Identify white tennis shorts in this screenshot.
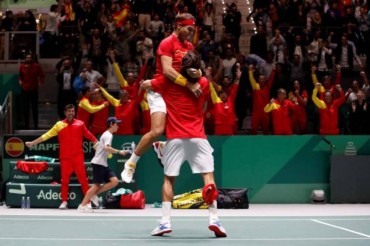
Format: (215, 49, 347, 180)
(147, 90, 166, 115)
(162, 138, 215, 176)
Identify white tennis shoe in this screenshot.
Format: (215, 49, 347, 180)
(151, 222, 172, 236)
(208, 219, 227, 237)
(121, 161, 136, 183)
(77, 204, 93, 213)
(90, 195, 99, 207)
(58, 201, 68, 210)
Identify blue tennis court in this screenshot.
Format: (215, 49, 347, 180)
(1, 204, 370, 246)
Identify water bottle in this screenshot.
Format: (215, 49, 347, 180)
(21, 196, 26, 209)
(131, 141, 136, 154)
(344, 142, 357, 156)
(98, 197, 103, 209)
(26, 197, 31, 209)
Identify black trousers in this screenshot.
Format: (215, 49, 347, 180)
(21, 89, 38, 129)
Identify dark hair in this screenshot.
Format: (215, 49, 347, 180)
(180, 51, 201, 83)
(64, 104, 75, 112)
(175, 13, 195, 24)
(50, 4, 58, 12)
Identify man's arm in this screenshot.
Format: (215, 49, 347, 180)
(161, 55, 202, 97)
(97, 85, 120, 107)
(312, 84, 326, 109)
(79, 98, 108, 113)
(25, 122, 63, 148)
(25, 136, 45, 148)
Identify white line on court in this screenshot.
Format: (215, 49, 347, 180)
(1, 217, 370, 221)
(312, 219, 370, 238)
(0, 237, 369, 241)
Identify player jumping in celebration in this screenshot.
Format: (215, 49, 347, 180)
(121, 13, 202, 183)
(141, 50, 227, 237)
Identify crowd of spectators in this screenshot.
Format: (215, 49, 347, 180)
(3, 0, 370, 135)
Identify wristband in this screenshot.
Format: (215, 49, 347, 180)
(174, 74, 187, 86)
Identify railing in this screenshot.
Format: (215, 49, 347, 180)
(0, 91, 13, 136)
(0, 31, 40, 61)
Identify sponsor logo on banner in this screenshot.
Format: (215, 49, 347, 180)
(37, 189, 76, 200)
(5, 137, 25, 157)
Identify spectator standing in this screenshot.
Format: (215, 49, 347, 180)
(250, 25, 268, 60)
(312, 83, 345, 135)
(264, 88, 295, 135)
(18, 53, 45, 129)
(202, 2, 216, 39)
(133, 0, 153, 32)
(149, 13, 165, 52)
(25, 104, 99, 209)
(348, 89, 370, 134)
(97, 85, 144, 135)
(289, 80, 308, 134)
(208, 64, 241, 135)
(56, 56, 78, 119)
(76, 88, 109, 129)
(90, 89, 110, 135)
(43, 4, 62, 58)
(135, 30, 154, 66)
(248, 64, 276, 135)
(222, 3, 241, 52)
(80, 60, 105, 90)
(0, 10, 15, 31)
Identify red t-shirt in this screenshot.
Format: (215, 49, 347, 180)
(91, 99, 109, 135)
(155, 34, 194, 75)
(270, 99, 295, 135)
(151, 76, 209, 139)
(213, 84, 239, 135)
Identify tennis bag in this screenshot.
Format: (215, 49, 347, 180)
(172, 188, 208, 209)
(16, 161, 48, 174)
(120, 190, 146, 209)
(103, 192, 121, 209)
(217, 188, 249, 209)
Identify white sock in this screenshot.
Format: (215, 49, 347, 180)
(160, 202, 172, 224)
(208, 200, 219, 221)
(128, 153, 140, 164)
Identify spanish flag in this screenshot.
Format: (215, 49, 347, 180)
(113, 4, 130, 29)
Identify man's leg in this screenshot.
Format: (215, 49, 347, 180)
(73, 157, 90, 195)
(151, 175, 175, 236)
(94, 176, 119, 196)
(59, 159, 74, 209)
(122, 111, 166, 183)
(78, 184, 100, 211)
(22, 90, 30, 129)
(202, 172, 227, 237)
(30, 89, 39, 129)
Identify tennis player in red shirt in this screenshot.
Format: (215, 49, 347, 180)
(141, 51, 227, 238)
(121, 13, 202, 183)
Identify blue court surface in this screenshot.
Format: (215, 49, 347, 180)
(0, 204, 370, 246)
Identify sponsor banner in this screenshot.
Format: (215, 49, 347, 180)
(2, 135, 96, 159)
(6, 182, 138, 208)
(6, 183, 84, 208)
(9, 162, 93, 184)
